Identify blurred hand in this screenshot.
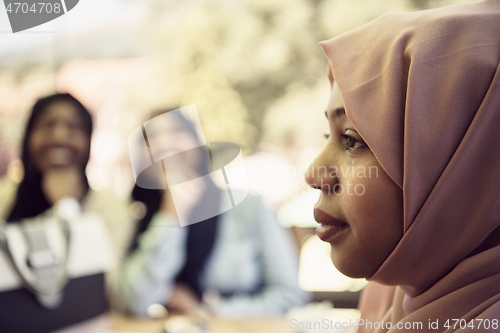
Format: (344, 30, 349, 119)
(42, 166, 84, 204)
(166, 283, 201, 315)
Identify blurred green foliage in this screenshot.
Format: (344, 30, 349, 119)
(138, 0, 473, 153)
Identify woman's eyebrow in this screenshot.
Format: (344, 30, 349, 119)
(325, 107, 346, 120)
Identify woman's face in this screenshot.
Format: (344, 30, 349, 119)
(305, 82, 404, 278)
(145, 115, 200, 165)
(142, 114, 203, 185)
(28, 101, 90, 173)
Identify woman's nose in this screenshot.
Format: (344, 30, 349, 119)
(50, 123, 71, 143)
(305, 147, 338, 194)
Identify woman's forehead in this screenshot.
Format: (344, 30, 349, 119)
(36, 101, 82, 123)
(328, 82, 344, 111)
(326, 82, 347, 122)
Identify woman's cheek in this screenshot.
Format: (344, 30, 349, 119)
(342, 170, 387, 237)
(28, 133, 45, 170)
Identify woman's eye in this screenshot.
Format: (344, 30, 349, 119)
(341, 134, 367, 151)
(41, 121, 55, 132)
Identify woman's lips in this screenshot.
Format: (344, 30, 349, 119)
(314, 208, 349, 242)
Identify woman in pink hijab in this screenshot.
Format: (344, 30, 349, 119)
(306, 0, 500, 332)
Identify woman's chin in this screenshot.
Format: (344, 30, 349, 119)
(330, 250, 375, 279)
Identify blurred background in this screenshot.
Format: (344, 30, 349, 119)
(0, 0, 473, 308)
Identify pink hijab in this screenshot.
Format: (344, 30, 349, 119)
(321, 0, 500, 332)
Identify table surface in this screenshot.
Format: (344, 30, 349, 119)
(111, 314, 292, 333)
(110, 308, 361, 333)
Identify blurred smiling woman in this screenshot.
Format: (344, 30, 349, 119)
(307, 1, 500, 332)
(0, 93, 132, 333)
(8, 94, 92, 219)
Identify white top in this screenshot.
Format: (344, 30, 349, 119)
(0, 177, 135, 332)
(118, 192, 309, 318)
